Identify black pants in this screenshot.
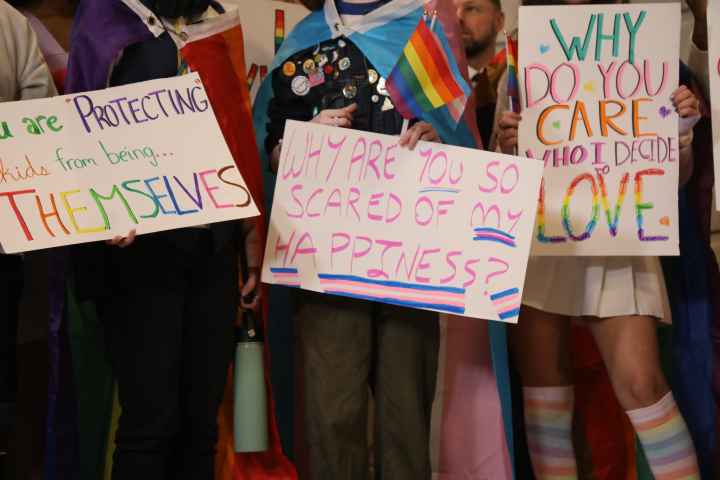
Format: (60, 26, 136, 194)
(96, 230, 237, 480)
(0, 254, 22, 403)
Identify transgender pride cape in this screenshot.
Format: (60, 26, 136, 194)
(64, 2, 295, 479)
(253, 0, 514, 478)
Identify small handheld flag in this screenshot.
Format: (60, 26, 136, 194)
(386, 14, 468, 124)
(505, 31, 520, 114)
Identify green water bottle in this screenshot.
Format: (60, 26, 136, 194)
(233, 310, 268, 453)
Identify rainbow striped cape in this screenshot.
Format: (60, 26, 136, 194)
(386, 17, 469, 123)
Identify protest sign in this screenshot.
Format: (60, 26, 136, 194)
(709, 0, 720, 210)
(518, 3, 680, 255)
(0, 73, 259, 253)
(229, 0, 309, 103)
(261, 120, 544, 322)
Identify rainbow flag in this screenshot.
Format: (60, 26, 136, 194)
(386, 18, 468, 123)
(506, 32, 520, 113)
(274, 9, 285, 53)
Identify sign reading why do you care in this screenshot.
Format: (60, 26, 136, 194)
(0, 73, 259, 253)
(262, 120, 545, 323)
(518, 3, 680, 255)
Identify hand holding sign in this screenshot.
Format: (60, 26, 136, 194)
(518, 3, 682, 256)
(0, 74, 259, 253)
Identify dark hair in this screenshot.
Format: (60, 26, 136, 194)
(300, 0, 324, 10)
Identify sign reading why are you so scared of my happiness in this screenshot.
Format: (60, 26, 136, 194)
(518, 3, 680, 255)
(0, 73, 259, 254)
(262, 120, 545, 323)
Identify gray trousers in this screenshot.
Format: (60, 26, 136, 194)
(296, 291, 439, 480)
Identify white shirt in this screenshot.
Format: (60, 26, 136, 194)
(0, 0, 57, 103)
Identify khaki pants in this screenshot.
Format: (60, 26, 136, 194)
(296, 291, 439, 480)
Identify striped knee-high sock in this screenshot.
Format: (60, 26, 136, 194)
(627, 392, 700, 480)
(523, 386, 578, 480)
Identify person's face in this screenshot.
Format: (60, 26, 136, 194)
(455, 0, 505, 58)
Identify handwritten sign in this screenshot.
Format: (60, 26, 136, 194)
(518, 3, 680, 255)
(0, 73, 259, 253)
(231, 0, 309, 102)
(709, 0, 720, 211)
(261, 120, 544, 322)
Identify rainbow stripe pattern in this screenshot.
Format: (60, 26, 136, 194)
(474, 227, 516, 248)
(270, 267, 301, 287)
(524, 386, 578, 480)
(506, 33, 520, 113)
(627, 392, 700, 480)
(274, 9, 285, 53)
(561, 173, 598, 241)
(318, 274, 465, 314)
(386, 18, 468, 123)
(489, 288, 521, 320)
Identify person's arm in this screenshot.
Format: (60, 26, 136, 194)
(10, 7, 56, 100)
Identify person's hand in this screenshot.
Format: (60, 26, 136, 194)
(240, 268, 260, 311)
(497, 111, 521, 154)
(398, 121, 441, 150)
(106, 229, 136, 248)
(311, 103, 357, 127)
(672, 86, 700, 119)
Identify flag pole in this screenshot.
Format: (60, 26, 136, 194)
(504, 30, 518, 155)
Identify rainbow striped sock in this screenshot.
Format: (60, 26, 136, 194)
(523, 386, 578, 480)
(627, 392, 700, 480)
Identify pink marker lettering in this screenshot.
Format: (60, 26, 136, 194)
(199, 169, 232, 209)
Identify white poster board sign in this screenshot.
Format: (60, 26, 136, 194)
(229, 0, 309, 102)
(518, 3, 680, 255)
(261, 120, 544, 322)
(709, 0, 720, 210)
(0, 73, 259, 253)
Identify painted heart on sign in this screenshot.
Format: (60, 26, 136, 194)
(660, 216, 670, 226)
(583, 82, 594, 92)
(659, 106, 672, 118)
(552, 121, 561, 129)
(539, 44, 550, 54)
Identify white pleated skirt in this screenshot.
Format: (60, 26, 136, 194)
(522, 256, 671, 323)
